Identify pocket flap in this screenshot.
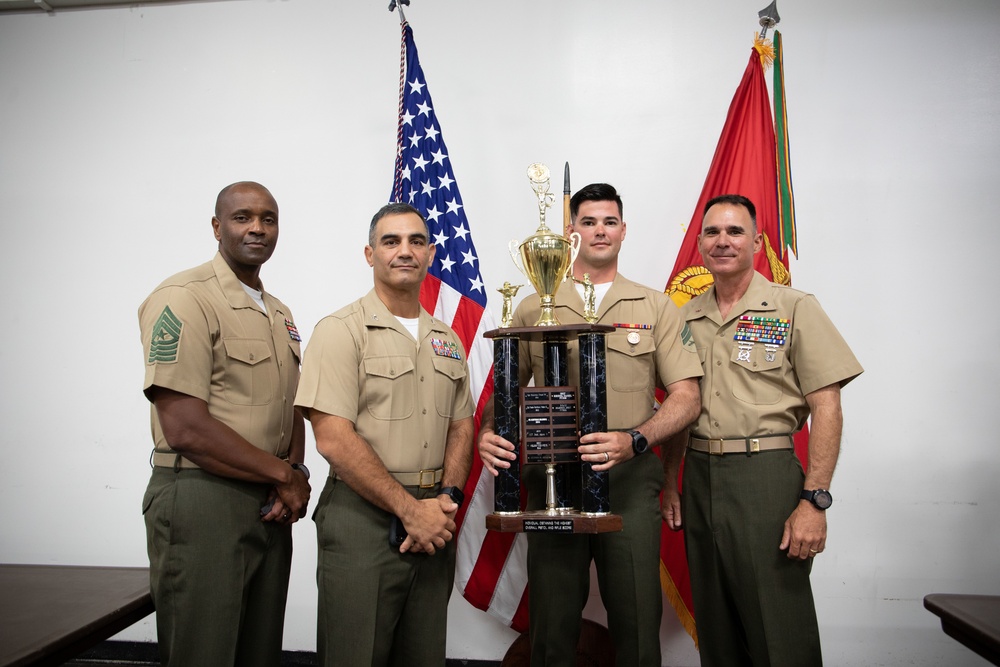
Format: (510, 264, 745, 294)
(730, 344, 785, 372)
(223, 338, 273, 366)
(432, 355, 468, 381)
(363, 356, 415, 379)
(607, 332, 655, 357)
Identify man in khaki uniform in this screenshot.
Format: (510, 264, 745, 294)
(664, 194, 863, 666)
(295, 202, 474, 667)
(479, 184, 702, 667)
(138, 181, 311, 667)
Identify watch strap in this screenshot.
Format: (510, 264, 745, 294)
(439, 485, 464, 508)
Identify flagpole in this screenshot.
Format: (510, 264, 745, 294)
(757, 1, 779, 40)
(388, 0, 408, 23)
(563, 162, 571, 236)
(390, 6, 408, 203)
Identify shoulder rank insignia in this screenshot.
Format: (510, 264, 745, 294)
(284, 318, 301, 342)
(149, 305, 182, 363)
(431, 337, 463, 360)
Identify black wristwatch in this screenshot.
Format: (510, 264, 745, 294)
(627, 430, 649, 456)
(438, 485, 465, 508)
(290, 462, 310, 480)
(800, 488, 833, 510)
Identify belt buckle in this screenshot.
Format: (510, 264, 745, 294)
(708, 439, 725, 456)
(418, 469, 437, 489)
(749, 438, 760, 454)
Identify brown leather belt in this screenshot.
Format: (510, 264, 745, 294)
(688, 434, 793, 456)
(332, 468, 443, 488)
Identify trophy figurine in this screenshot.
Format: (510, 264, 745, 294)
(573, 273, 598, 324)
(497, 281, 523, 329)
(509, 163, 581, 326)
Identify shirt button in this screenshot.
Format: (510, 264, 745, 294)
(249, 353, 255, 360)
(718, 331, 725, 337)
(716, 360, 721, 366)
(420, 376, 425, 382)
(715, 391, 720, 397)
(714, 421, 720, 427)
(423, 442, 429, 448)
(422, 408, 427, 415)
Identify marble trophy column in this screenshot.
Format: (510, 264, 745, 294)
(578, 331, 609, 514)
(492, 336, 520, 513)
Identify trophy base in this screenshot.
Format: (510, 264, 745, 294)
(486, 510, 622, 534)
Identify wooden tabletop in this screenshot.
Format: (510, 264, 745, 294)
(0, 564, 154, 667)
(924, 593, 1000, 666)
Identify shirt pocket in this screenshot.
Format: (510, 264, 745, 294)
(607, 330, 655, 393)
(729, 344, 785, 405)
(431, 355, 468, 418)
(222, 338, 274, 406)
(363, 355, 416, 420)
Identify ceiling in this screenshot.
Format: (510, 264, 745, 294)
(0, 0, 217, 13)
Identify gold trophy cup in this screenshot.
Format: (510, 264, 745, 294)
(509, 163, 581, 326)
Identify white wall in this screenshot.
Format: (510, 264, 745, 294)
(1, 0, 998, 664)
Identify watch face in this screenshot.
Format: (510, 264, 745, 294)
(630, 431, 649, 455)
(813, 490, 833, 510)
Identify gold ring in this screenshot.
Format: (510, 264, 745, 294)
(604, 452, 610, 462)
(809, 549, 819, 553)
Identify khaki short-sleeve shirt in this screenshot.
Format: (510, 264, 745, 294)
(511, 274, 703, 430)
(295, 289, 474, 473)
(681, 271, 863, 438)
(138, 253, 303, 463)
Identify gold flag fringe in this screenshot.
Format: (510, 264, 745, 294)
(753, 33, 775, 70)
(660, 561, 699, 647)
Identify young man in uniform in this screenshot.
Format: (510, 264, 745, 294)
(664, 194, 863, 666)
(138, 181, 311, 666)
(295, 202, 475, 666)
(478, 183, 702, 666)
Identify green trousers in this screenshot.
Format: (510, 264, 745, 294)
(682, 448, 821, 666)
(314, 477, 456, 667)
(525, 453, 664, 667)
(143, 467, 292, 667)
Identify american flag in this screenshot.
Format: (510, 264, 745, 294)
(390, 21, 530, 630)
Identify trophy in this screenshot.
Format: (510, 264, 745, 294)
(509, 163, 581, 326)
(484, 163, 620, 534)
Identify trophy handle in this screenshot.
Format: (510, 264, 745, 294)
(565, 231, 582, 282)
(509, 239, 528, 279)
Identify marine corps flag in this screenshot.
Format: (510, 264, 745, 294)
(660, 31, 800, 643)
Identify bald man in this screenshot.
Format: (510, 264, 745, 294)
(138, 182, 310, 666)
